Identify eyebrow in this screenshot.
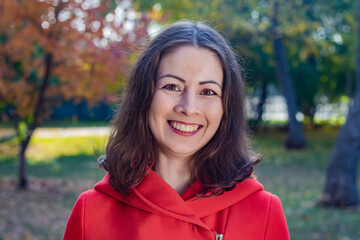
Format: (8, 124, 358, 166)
(158, 74, 185, 83)
(158, 74, 222, 88)
(199, 80, 222, 88)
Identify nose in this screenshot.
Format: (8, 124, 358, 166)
(174, 90, 201, 116)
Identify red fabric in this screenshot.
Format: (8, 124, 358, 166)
(63, 169, 290, 240)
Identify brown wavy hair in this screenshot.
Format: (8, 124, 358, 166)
(99, 20, 260, 197)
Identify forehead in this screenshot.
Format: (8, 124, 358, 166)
(160, 45, 221, 64)
(157, 46, 223, 84)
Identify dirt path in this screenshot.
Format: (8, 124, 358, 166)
(0, 177, 95, 240)
(0, 127, 110, 139)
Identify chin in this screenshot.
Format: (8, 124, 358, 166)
(169, 146, 200, 158)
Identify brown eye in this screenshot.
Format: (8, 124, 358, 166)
(162, 84, 181, 91)
(201, 89, 217, 95)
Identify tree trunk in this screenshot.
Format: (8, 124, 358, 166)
(272, 1, 306, 149)
(17, 53, 53, 189)
(320, 104, 360, 207)
(304, 108, 315, 130)
(320, 0, 360, 207)
(18, 139, 30, 189)
(251, 78, 268, 132)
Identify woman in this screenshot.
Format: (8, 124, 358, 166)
(64, 21, 290, 240)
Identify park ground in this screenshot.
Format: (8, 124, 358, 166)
(0, 123, 359, 240)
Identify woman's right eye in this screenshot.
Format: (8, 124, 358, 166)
(162, 84, 181, 91)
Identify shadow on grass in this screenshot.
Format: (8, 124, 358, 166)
(0, 154, 106, 182)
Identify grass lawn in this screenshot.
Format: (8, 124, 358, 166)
(0, 126, 359, 240)
(253, 130, 360, 240)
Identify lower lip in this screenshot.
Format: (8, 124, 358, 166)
(168, 122, 202, 136)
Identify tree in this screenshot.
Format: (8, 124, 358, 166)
(271, 1, 306, 149)
(0, 0, 149, 188)
(320, 0, 360, 207)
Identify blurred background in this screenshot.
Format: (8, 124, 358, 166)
(1, 0, 360, 239)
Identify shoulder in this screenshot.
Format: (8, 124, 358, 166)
(65, 189, 106, 221)
(66, 188, 116, 224)
(229, 177, 282, 211)
(228, 188, 282, 219)
(75, 188, 118, 211)
(225, 189, 290, 239)
(78, 188, 106, 200)
(246, 190, 287, 226)
(246, 189, 282, 207)
(63, 188, 121, 240)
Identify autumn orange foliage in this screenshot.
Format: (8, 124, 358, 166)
(0, 0, 150, 187)
(0, 0, 149, 122)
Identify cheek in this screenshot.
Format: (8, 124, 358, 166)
(204, 101, 224, 124)
(148, 95, 159, 130)
(149, 92, 163, 115)
(149, 91, 173, 123)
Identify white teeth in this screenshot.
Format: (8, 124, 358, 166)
(170, 121, 199, 133)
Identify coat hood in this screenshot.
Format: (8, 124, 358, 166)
(94, 169, 263, 231)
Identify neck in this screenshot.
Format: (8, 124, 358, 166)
(154, 152, 191, 196)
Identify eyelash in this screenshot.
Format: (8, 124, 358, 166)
(201, 89, 217, 96)
(162, 84, 218, 96)
(162, 84, 181, 91)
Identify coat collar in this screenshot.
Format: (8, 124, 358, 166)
(95, 169, 263, 229)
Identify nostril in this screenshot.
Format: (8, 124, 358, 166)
(174, 103, 201, 116)
(174, 105, 185, 113)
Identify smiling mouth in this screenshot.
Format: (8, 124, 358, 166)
(168, 121, 202, 133)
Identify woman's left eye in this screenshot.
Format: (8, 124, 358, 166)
(201, 89, 217, 95)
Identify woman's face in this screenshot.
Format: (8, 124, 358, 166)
(148, 46, 224, 159)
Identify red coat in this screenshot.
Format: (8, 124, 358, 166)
(64, 169, 290, 239)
